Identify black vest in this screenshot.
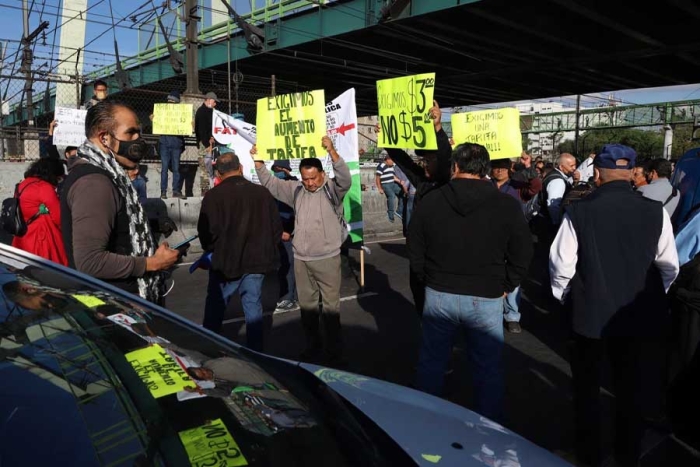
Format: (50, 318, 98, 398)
(61, 164, 138, 293)
(567, 180, 669, 338)
(538, 169, 570, 223)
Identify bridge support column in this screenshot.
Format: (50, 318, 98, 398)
(663, 125, 673, 160)
(56, 0, 87, 108)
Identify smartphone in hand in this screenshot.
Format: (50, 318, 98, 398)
(172, 235, 198, 256)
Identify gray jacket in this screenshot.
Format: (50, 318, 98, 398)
(637, 178, 679, 218)
(256, 158, 351, 261)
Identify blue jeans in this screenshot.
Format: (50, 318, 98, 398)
(278, 240, 297, 302)
(203, 271, 265, 352)
(160, 145, 182, 193)
(381, 182, 403, 221)
(416, 287, 505, 422)
(504, 285, 521, 323)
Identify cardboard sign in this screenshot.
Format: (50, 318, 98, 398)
(376, 73, 437, 150)
(451, 108, 522, 160)
(179, 419, 248, 467)
(53, 107, 87, 147)
(152, 103, 193, 135)
(125, 344, 193, 398)
(256, 90, 326, 160)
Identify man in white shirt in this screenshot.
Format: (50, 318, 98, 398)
(541, 153, 577, 226)
(549, 143, 679, 467)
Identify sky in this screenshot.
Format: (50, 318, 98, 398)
(0, 0, 699, 109)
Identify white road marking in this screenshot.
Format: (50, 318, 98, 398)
(221, 291, 378, 324)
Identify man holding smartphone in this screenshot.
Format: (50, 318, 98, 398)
(197, 148, 282, 352)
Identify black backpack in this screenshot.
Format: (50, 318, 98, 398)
(1, 180, 42, 237)
(562, 181, 596, 210)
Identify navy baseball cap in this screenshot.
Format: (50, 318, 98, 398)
(594, 144, 637, 169)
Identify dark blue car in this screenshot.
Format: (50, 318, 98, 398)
(0, 243, 570, 466)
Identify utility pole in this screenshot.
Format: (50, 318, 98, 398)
(184, 0, 200, 95)
(0, 41, 5, 160)
(20, 1, 49, 126)
(22, 0, 32, 126)
(573, 94, 581, 159)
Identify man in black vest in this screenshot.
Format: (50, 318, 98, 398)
(61, 101, 180, 304)
(539, 152, 577, 230)
(549, 143, 679, 467)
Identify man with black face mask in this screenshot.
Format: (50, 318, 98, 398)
(61, 101, 179, 304)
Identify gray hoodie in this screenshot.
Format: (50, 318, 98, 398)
(256, 158, 351, 261)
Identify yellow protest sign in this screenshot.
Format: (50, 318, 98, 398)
(179, 419, 248, 467)
(71, 294, 106, 308)
(376, 73, 437, 150)
(451, 108, 522, 160)
(125, 345, 192, 398)
(152, 103, 193, 135)
(256, 90, 326, 160)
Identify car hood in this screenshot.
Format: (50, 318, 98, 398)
(304, 364, 570, 467)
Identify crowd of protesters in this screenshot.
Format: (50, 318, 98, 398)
(4, 87, 700, 467)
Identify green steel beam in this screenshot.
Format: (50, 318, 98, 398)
(87, 0, 478, 88)
(518, 100, 700, 134)
(8, 0, 480, 124)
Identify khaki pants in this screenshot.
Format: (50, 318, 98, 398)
(295, 254, 342, 359)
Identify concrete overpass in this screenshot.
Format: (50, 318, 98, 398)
(7, 0, 700, 122)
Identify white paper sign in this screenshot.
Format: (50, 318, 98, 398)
(212, 109, 258, 182)
(53, 107, 87, 147)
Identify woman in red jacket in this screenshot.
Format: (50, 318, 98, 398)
(12, 158, 68, 266)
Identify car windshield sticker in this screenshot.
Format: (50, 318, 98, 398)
(71, 294, 107, 308)
(178, 418, 248, 467)
(125, 344, 193, 398)
(421, 454, 442, 463)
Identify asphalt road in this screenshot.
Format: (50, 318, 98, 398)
(166, 237, 697, 466)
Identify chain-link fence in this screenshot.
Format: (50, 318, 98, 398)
(0, 68, 301, 162)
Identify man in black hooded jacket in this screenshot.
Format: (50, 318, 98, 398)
(381, 101, 453, 316)
(408, 143, 533, 422)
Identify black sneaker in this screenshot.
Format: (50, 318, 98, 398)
(161, 192, 168, 199)
(505, 322, 522, 333)
(173, 191, 186, 200)
(274, 300, 300, 314)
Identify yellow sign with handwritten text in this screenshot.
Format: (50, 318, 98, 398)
(376, 73, 437, 150)
(152, 103, 193, 136)
(71, 294, 106, 308)
(125, 345, 192, 398)
(179, 419, 248, 467)
(256, 90, 326, 160)
(451, 108, 522, 160)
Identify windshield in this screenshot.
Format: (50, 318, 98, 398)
(0, 251, 412, 466)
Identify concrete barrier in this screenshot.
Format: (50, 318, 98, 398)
(0, 162, 404, 251)
(0, 161, 204, 201)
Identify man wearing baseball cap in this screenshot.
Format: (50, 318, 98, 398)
(195, 91, 219, 189)
(549, 143, 679, 467)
